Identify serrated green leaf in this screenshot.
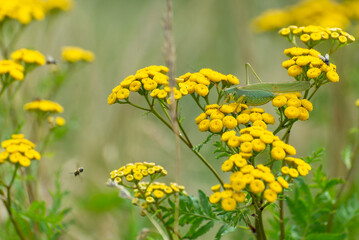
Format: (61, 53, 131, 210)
(215, 224, 236, 240)
(336, 194, 359, 227)
(295, 178, 313, 205)
(198, 190, 212, 216)
(306, 232, 347, 240)
(184, 218, 204, 238)
(324, 178, 344, 192)
(190, 195, 202, 214)
(305, 148, 324, 163)
(189, 221, 214, 239)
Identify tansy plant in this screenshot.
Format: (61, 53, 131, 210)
(107, 25, 356, 240)
(0, 0, 95, 239)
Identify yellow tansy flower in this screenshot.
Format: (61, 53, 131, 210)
(209, 192, 222, 204)
(62, 46, 95, 63)
(233, 192, 246, 203)
(327, 71, 339, 82)
(263, 189, 277, 202)
(227, 136, 241, 148)
(284, 106, 300, 119)
(209, 119, 223, 133)
(271, 147, 286, 160)
(198, 119, 210, 132)
(221, 197, 236, 211)
(222, 116, 237, 129)
(249, 179, 265, 194)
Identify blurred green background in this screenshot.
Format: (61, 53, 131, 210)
(5, 0, 359, 239)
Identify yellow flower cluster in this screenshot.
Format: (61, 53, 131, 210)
(47, 116, 66, 127)
(133, 182, 186, 207)
(107, 65, 171, 104)
(209, 163, 290, 210)
(24, 99, 64, 113)
(253, 0, 354, 32)
(0, 60, 25, 80)
(210, 152, 311, 211)
(0, 134, 41, 167)
(356, 99, 359, 107)
(43, 0, 73, 12)
(222, 126, 296, 160)
(272, 93, 313, 121)
(281, 157, 312, 178)
(0, 0, 73, 25)
(61, 46, 95, 63)
(209, 122, 312, 211)
(196, 104, 275, 134)
(177, 69, 239, 98)
(282, 47, 339, 83)
(11, 48, 46, 66)
(109, 162, 186, 210)
(279, 25, 355, 47)
(107, 67, 240, 106)
(209, 184, 246, 211)
(109, 162, 167, 184)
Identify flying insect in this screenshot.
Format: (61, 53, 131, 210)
(319, 54, 330, 66)
(73, 167, 84, 177)
(46, 56, 57, 65)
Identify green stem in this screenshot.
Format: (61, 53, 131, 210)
(279, 199, 285, 240)
(125, 99, 151, 111)
(142, 97, 224, 186)
(154, 108, 224, 185)
(190, 94, 205, 111)
(254, 203, 266, 240)
(1, 165, 26, 240)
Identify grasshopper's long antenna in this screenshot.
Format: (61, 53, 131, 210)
(212, 81, 223, 91)
(245, 63, 263, 84)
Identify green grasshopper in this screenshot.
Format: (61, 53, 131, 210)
(222, 63, 310, 106)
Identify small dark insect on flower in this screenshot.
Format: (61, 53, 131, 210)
(74, 167, 84, 177)
(319, 53, 330, 66)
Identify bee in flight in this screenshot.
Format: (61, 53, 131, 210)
(73, 167, 84, 177)
(319, 53, 330, 66)
(46, 56, 57, 65)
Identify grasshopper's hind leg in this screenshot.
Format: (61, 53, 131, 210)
(245, 63, 263, 85)
(219, 93, 245, 113)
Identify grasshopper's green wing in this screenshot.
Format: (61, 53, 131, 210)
(240, 81, 311, 93)
(224, 88, 275, 106)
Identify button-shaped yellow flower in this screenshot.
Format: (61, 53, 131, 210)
(284, 106, 300, 119)
(222, 116, 237, 129)
(271, 146, 286, 160)
(209, 192, 222, 204)
(263, 189, 277, 202)
(249, 179, 265, 194)
(233, 192, 246, 203)
(209, 119, 223, 133)
(221, 197, 236, 211)
(227, 136, 241, 148)
(272, 95, 287, 108)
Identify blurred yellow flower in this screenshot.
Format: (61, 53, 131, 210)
(11, 48, 46, 65)
(62, 46, 95, 63)
(0, 60, 25, 81)
(0, 134, 40, 167)
(253, 0, 352, 31)
(24, 99, 64, 113)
